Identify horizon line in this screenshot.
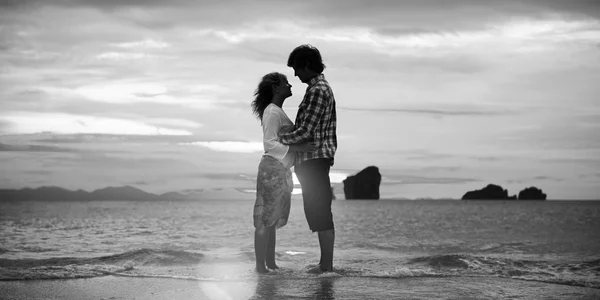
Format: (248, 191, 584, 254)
(0, 185, 596, 201)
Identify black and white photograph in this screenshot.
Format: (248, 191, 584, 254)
(1, 0, 599, 299)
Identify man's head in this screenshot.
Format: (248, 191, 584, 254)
(287, 44, 326, 83)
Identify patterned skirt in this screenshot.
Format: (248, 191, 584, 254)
(254, 155, 293, 229)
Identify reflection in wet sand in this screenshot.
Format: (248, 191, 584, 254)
(249, 276, 337, 300)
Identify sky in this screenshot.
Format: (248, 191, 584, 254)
(1, 0, 599, 200)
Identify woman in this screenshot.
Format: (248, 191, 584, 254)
(251, 72, 316, 274)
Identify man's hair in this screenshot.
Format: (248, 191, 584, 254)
(287, 44, 326, 73)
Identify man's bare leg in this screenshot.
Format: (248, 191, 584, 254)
(254, 224, 270, 274)
(318, 229, 335, 272)
(265, 226, 279, 269)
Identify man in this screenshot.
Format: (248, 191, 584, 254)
(279, 44, 337, 272)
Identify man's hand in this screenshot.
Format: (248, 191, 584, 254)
(290, 142, 318, 152)
(279, 125, 294, 135)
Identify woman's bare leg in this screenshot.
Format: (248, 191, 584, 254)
(254, 223, 270, 273)
(266, 226, 278, 269)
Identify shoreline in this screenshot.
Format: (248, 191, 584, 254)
(1, 275, 599, 300)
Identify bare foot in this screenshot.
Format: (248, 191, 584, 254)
(307, 264, 323, 274)
(266, 263, 279, 270)
(256, 266, 270, 274)
(307, 264, 334, 274)
(320, 264, 334, 272)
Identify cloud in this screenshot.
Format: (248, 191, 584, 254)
(0, 120, 11, 134)
(5, 0, 597, 39)
(0, 142, 75, 152)
(111, 39, 170, 49)
(129, 180, 150, 186)
(527, 0, 600, 19)
(24, 170, 53, 175)
(533, 176, 564, 181)
(3, 0, 600, 39)
(95, 52, 152, 60)
(507, 175, 566, 184)
(473, 156, 503, 162)
(168, 17, 600, 60)
(506, 179, 525, 184)
(27, 150, 190, 169)
(0, 132, 192, 145)
(0, 0, 187, 9)
(337, 106, 510, 116)
(404, 151, 456, 161)
(540, 158, 600, 165)
(187, 172, 253, 181)
(1, 89, 219, 134)
(72, 82, 228, 108)
(0, 112, 194, 135)
(179, 141, 263, 153)
(177, 170, 350, 186)
(382, 175, 478, 185)
(416, 166, 462, 172)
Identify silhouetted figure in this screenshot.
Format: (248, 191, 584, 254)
(278, 44, 338, 273)
(251, 72, 317, 274)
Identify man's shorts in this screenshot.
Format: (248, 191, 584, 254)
(295, 158, 334, 232)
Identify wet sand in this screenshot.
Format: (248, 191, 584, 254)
(1, 275, 599, 300)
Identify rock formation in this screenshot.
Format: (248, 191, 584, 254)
(518, 187, 547, 200)
(343, 166, 381, 200)
(461, 184, 509, 200)
(462, 184, 547, 200)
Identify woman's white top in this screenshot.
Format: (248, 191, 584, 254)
(262, 103, 295, 169)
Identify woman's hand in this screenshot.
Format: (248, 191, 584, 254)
(290, 142, 318, 152)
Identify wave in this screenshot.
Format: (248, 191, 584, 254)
(1, 250, 598, 289)
(0, 249, 205, 280)
(16, 246, 58, 253)
(0, 248, 203, 269)
(406, 254, 600, 289)
(95, 249, 204, 266)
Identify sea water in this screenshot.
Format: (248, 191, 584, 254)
(1, 198, 599, 289)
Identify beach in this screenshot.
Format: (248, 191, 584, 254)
(2, 275, 600, 300)
(1, 199, 599, 299)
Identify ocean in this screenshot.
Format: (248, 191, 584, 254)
(1, 198, 599, 298)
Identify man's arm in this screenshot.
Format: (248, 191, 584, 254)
(279, 86, 327, 145)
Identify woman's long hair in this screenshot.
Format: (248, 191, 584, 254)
(251, 72, 287, 123)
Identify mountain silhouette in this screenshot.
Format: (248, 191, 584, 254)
(0, 186, 249, 201)
(0, 186, 163, 201)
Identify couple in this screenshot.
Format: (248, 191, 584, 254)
(251, 44, 337, 274)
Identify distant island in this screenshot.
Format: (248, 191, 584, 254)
(0, 182, 548, 202)
(343, 166, 381, 200)
(461, 184, 547, 200)
(0, 186, 226, 201)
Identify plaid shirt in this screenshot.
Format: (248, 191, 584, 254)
(279, 74, 337, 166)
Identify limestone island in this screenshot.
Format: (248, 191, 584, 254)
(343, 166, 381, 200)
(461, 184, 547, 200)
